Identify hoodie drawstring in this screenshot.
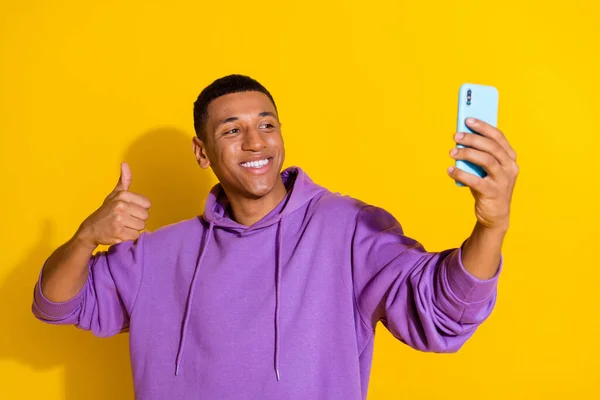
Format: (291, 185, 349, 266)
(175, 221, 214, 376)
(174, 217, 285, 381)
(274, 217, 284, 381)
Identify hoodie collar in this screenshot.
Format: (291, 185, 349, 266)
(202, 166, 325, 231)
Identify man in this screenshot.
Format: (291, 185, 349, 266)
(32, 74, 518, 399)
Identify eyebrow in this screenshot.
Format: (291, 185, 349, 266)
(215, 112, 278, 128)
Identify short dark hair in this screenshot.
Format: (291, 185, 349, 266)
(193, 74, 277, 139)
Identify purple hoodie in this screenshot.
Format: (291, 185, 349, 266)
(32, 167, 500, 399)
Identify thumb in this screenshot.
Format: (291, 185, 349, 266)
(114, 162, 132, 192)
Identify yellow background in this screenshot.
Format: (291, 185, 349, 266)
(1, 0, 598, 399)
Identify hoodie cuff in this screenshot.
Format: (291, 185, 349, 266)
(33, 269, 86, 319)
(444, 244, 502, 304)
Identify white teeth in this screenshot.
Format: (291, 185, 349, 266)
(241, 158, 270, 168)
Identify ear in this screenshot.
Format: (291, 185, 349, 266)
(192, 136, 211, 169)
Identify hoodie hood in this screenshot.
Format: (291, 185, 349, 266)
(175, 166, 327, 380)
(202, 166, 326, 231)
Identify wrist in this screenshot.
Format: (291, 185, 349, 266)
(475, 220, 509, 238)
(461, 222, 505, 281)
(73, 225, 98, 251)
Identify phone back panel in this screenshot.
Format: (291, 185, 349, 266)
(456, 83, 499, 185)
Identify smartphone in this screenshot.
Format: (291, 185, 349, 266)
(455, 83, 499, 186)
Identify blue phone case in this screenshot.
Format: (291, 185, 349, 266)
(455, 83, 499, 186)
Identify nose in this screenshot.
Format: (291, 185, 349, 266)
(241, 127, 267, 152)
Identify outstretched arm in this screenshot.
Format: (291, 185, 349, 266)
(448, 117, 518, 280)
(350, 118, 518, 351)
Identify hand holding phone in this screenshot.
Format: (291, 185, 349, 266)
(448, 83, 519, 236)
(455, 83, 499, 186)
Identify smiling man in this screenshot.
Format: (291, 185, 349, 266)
(32, 74, 518, 400)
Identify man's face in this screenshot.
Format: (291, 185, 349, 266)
(194, 91, 285, 199)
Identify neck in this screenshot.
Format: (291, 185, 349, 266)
(226, 177, 287, 227)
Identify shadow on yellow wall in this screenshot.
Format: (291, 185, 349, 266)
(0, 127, 213, 399)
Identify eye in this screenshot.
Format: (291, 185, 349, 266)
(224, 128, 240, 135)
(259, 123, 276, 130)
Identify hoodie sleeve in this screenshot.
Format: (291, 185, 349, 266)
(351, 205, 500, 352)
(32, 234, 145, 338)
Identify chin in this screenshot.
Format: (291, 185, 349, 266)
(220, 160, 284, 199)
(244, 180, 277, 199)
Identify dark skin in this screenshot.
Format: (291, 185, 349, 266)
(40, 94, 517, 302)
(448, 117, 519, 279)
(192, 91, 287, 227)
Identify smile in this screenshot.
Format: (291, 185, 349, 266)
(240, 158, 271, 169)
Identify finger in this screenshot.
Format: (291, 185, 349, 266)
(113, 162, 132, 192)
(465, 118, 517, 161)
(450, 147, 503, 179)
(126, 203, 150, 221)
(117, 227, 141, 243)
(447, 166, 489, 194)
(122, 216, 146, 231)
(454, 131, 512, 166)
(115, 190, 152, 209)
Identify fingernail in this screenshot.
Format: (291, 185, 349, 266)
(447, 166, 455, 174)
(450, 148, 458, 157)
(455, 132, 464, 140)
(466, 117, 476, 125)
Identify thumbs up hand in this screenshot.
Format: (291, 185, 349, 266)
(76, 162, 152, 247)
